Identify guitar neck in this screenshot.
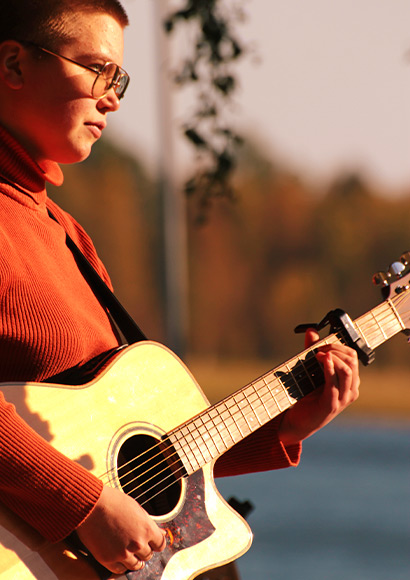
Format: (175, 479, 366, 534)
(168, 295, 406, 475)
(353, 295, 406, 351)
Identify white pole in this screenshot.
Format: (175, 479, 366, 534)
(153, 0, 189, 357)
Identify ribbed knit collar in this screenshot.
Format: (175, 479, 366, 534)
(0, 125, 64, 204)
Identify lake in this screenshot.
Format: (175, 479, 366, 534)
(215, 418, 410, 580)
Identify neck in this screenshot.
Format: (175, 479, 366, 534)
(0, 123, 64, 188)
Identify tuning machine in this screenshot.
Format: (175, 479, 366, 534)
(373, 251, 410, 292)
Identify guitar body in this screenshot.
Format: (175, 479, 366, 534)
(0, 341, 252, 580)
(2, 256, 410, 579)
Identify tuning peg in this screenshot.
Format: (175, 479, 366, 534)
(372, 271, 390, 286)
(400, 251, 410, 266)
(388, 261, 406, 278)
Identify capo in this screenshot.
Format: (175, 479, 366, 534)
(294, 308, 375, 366)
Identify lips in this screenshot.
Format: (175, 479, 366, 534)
(85, 121, 106, 139)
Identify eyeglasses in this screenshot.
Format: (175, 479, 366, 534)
(23, 42, 130, 100)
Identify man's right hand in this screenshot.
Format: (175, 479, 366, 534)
(76, 484, 167, 574)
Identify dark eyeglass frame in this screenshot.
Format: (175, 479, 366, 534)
(21, 41, 130, 100)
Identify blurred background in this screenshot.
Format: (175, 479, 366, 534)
(49, 1, 410, 578)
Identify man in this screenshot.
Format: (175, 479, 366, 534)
(0, 0, 360, 576)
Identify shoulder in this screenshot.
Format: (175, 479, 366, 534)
(46, 198, 113, 289)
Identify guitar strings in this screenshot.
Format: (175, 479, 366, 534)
(99, 337, 341, 506)
(102, 334, 342, 491)
(101, 333, 340, 501)
(100, 336, 333, 486)
(107, 347, 322, 481)
(99, 292, 410, 507)
(110, 346, 326, 504)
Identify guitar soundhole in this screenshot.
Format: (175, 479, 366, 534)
(117, 434, 182, 517)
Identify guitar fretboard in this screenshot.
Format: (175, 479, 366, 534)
(168, 296, 406, 475)
(353, 298, 405, 350)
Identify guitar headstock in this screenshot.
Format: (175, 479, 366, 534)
(373, 251, 410, 332)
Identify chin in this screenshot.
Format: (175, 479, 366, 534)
(58, 146, 94, 165)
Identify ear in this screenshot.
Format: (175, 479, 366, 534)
(0, 41, 25, 89)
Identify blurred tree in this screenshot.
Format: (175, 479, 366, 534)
(49, 136, 410, 367)
(48, 139, 165, 342)
(164, 0, 247, 218)
(187, 138, 410, 365)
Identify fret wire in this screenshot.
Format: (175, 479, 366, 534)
(192, 404, 234, 460)
(166, 292, 410, 478)
(222, 398, 245, 440)
(209, 407, 235, 449)
(293, 355, 317, 394)
(371, 301, 397, 327)
(371, 310, 388, 340)
(192, 415, 217, 462)
(167, 435, 187, 469)
(190, 421, 214, 463)
(251, 387, 272, 423)
(219, 399, 245, 443)
(243, 383, 270, 422)
(204, 409, 230, 455)
(179, 425, 207, 470)
(250, 383, 273, 422)
(378, 301, 402, 333)
(287, 358, 306, 396)
(355, 300, 404, 349)
(353, 316, 369, 346)
(265, 373, 289, 412)
(276, 352, 320, 400)
(241, 385, 265, 427)
(273, 364, 298, 404)
(237, 388, 263, 433)
(256, 375, 283, 417)
(172, 294, 406, 472)
(168, 345, 324, 473)
(223, 392, 261, 440)
(260, 375, 287, 417)
(280, 369, 302, 400)
(389, 297, 407, 331)
(232, 392, 254, 436)
(206, 417, 229, 455)
(354, 311, 380, 346)
(165, 366, 296, 475)
(169, 431, 200, 474)
(171, 429, 197, 472)
(222, 395, 247, 439)
(282, 361, 302, 405)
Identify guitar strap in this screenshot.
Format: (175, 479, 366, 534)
(47, 209, 147, 345)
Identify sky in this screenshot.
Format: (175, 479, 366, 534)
(107, 0, 410, 194)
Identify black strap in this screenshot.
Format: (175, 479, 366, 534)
(48, 209, 147, 344)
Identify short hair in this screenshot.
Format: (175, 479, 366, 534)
(0, 0, 129, 48)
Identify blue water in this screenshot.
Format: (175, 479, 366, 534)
(215, 418, 410, 580)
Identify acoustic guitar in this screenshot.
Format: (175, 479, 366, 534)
(0, 255, 409, 580)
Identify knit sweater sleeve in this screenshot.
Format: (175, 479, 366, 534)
(0, 391, 103, 542)
(214, 416, 301, 477)
(0, 198, 111, 542)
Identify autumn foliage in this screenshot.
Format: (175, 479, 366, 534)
(48, 138, 410, 367)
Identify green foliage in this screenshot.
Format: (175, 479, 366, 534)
(164, 0, 246, 218)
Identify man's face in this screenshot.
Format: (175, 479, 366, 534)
(12, 10, 125, 166)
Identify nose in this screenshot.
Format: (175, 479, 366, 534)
(96, 88, 121, 113)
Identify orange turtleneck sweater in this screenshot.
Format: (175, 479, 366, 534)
(0, 126, 301, 544)
(0, 126, 120, 541)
